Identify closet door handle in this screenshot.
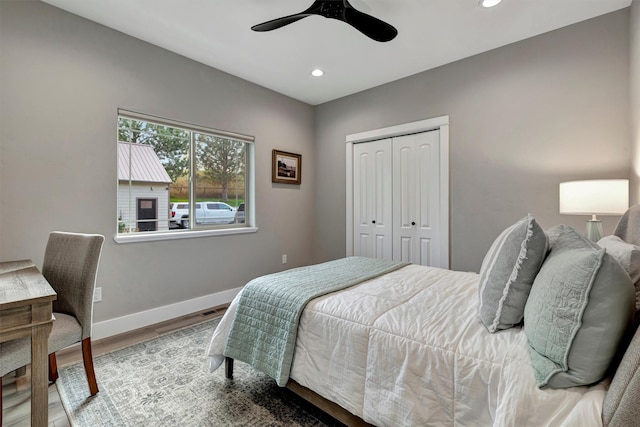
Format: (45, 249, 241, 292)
(372, 220, 376, 224)
(411, 222, 416, 226)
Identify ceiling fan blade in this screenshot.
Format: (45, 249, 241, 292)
(344, 6, 397, 42)
(252, 1, 326, 32)
(251, 14, 311, 32)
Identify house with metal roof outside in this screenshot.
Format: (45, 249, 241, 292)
(117, 142, 172, 233)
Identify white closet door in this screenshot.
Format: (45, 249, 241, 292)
(353, 139, 393, 260)
(392, 130, 441, 266)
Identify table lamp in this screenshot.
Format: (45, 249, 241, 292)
(559, 179, 629, 241)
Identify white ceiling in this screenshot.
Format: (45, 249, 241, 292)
(41, 0, 631, 105)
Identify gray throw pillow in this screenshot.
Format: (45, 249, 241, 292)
(524, 226, 634, 389)
(478, 214, 548, 333)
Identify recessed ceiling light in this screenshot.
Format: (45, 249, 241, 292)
(480, 0, 502, 7)
(311, 69, 324, 77)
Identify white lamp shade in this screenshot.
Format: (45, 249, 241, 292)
(559, 179, 629, 215)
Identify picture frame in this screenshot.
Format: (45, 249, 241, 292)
(272, 149, 302, 185)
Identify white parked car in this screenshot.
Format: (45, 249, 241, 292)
(170, 202, 235, 228)
(170, 202, 191, 228)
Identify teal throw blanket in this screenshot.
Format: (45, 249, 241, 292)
(224, 256, 408, 386)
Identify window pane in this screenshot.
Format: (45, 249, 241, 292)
(117, 117, 189, 233)
(194, 134, 246, 227)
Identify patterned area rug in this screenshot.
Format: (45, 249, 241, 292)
(56, 318, 344, 426)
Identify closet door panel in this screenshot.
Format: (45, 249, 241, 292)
(419, 131, 441, 266)
(353, 149, 370, 257)
(399, 236, 412, 263)
(396, 146, 415, 228)
(353, 139, 392, 260)
(418, 142, 433, 229)
(393, 130, 440, 266)
(419, 238, 432, 266)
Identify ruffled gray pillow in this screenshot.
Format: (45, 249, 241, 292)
(478, 214, 548, 333)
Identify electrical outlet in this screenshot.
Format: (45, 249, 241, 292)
(282, 254, 287, 264)
(93, 287, 102, 303)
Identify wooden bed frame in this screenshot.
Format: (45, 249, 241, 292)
(225, 357, 373, 426)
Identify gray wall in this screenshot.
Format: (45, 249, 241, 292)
(632, 0, 640, 204)
(314, 10, 631, 272)
(0, 1, 316, 322)
(0, 2, 634, 326)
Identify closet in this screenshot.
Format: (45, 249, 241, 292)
(346, 117, 449, 268)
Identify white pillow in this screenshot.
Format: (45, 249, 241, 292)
(597, 235, 640, 310)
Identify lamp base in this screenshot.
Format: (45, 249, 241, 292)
(585, 220, 603, 242)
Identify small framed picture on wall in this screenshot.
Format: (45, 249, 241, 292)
(272, 149, 302, 185)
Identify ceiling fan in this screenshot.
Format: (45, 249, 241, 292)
(251, 0, 398, 43)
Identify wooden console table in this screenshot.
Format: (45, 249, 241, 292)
(0, 260, 56, 427)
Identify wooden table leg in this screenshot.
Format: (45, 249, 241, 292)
(31, 322, 52, 427)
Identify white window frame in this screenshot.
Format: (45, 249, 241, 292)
(114, 109, 257, 244)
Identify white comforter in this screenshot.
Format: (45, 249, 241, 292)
(208, 264, 606, 426)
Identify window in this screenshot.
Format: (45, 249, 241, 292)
(116, 110, 254, 241)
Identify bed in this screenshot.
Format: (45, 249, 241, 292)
(207, 207, 640, 426)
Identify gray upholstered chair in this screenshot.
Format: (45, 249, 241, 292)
(0, 231, 104, 418)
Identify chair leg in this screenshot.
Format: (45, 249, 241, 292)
(49, 353, 59, 383)
(81, 337, 99, 396)
(1, 377, 3, 427)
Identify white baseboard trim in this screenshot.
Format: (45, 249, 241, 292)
(91, 287, 242, 340)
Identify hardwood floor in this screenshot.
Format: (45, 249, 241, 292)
(1, 305, 227, 426)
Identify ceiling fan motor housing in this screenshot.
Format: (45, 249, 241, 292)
(319, 1, 345, 19)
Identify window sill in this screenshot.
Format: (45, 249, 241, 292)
(113, 226, 258, 244)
